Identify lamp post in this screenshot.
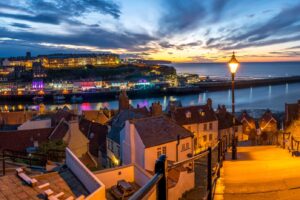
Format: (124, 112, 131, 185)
(228, 52, 239, 160)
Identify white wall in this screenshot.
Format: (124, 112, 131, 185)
(144, 137, 192, 172)
(168, 170, 195, 200)
(94, 165, 134, 188)
(66, 148, 106, 200)
(18, 119, 51, 130)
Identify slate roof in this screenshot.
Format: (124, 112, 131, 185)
(216, 106, 242, 130)
(131, 116, 193, 148)
(51, 110, 77, 126)
(48, 120, 69, 140)
(259, 110, 277, 123)
(170, 105, 217, 125)
(108, 107, 150, 143)
(79, 118, 108, 157)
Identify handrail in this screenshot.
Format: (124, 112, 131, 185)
(129, 155, 167, 200)
(168, 150, 209, 170)
(129, 137, 227, 200)
(128, 173, 163, 200)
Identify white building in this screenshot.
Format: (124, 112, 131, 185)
(121, 116, 194, 172)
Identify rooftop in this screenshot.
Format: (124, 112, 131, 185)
(171, 104, 217, 125)
(131, 116, 193, 148)
(0, 168, 89, 200)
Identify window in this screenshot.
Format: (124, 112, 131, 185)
(209, 123, 213, 130)
(162, 147, 167, 155)
(209, 134, 213, 141)
(204, 124, 207, 131)
(203, 135, 207, 142)
(186, 111, 191, 118)
(181, 143, 190, 151)
(157, 147, 162, 158)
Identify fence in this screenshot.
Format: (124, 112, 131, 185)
(0, 149, 66, 176)
(129, 135, 229, 200)
(277, 132, 300, 156)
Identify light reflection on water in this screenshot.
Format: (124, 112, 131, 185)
(2, 82, 300, 113)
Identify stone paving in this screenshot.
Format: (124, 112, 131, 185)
(215, 145, 300, 200)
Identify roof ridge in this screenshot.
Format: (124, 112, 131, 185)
(129, 115, 164, 123)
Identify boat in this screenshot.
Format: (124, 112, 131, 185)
(33, 96, 44, 103)
(71, 95, 83, 103)
(53, 95, 65, 103)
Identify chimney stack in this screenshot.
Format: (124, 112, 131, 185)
(119, 90, 130, 111)
(207, 98, 212, 110)
(150, 102, 163, 116)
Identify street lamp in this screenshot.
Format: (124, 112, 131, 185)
(228, 52, 239, 160)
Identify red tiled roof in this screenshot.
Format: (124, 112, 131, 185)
(131, 116, 193, 148)
(170, 105, 217, 125)
(0, 128, 54, 151)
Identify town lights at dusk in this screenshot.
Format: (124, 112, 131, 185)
(1, 1, 300, 200)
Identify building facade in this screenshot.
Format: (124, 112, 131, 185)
(170, 99, 219, 153)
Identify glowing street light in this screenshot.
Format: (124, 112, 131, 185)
(228, 52, 239, 160)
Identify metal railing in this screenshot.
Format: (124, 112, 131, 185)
(277, 132, 300, 156)
(1, 149, 66, 176)
(129, 135, 229, 200)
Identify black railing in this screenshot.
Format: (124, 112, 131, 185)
(130, 136, 228, 200)
(1, 149, 66, 176)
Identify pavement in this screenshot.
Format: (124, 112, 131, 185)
(215, 145, 300, 200)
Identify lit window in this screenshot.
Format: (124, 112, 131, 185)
(186, 111, 191, 118)
(203, 135, 207, 142)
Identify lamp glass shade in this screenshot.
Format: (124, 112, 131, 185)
(228, 52, 239, 74)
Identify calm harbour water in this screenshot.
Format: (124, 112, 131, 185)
(4, 62, 300, 112)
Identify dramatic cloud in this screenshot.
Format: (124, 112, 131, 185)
(159, 0, 207, 34)
(10, 23, 31, 29)
(0, 0, 299, 61)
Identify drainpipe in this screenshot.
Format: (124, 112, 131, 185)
(176, 135, 180, 162)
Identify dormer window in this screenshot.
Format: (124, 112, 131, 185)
(199, 109, 205, 116)
(89, 132, 94, 139)
(185, 111, 191, 118)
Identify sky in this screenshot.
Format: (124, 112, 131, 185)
(0, 0, 300, 62)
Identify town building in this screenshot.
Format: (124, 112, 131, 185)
(285, 100, 300, 128)
(122, 116, 194, 171)
(2, 52, 120, 69)
(258, 110, 278, 144)
(240, 111, 258, 143)
(216, 105, 245, 142)
(170, 98, 219, 153)
(106, 106, 150, 167)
